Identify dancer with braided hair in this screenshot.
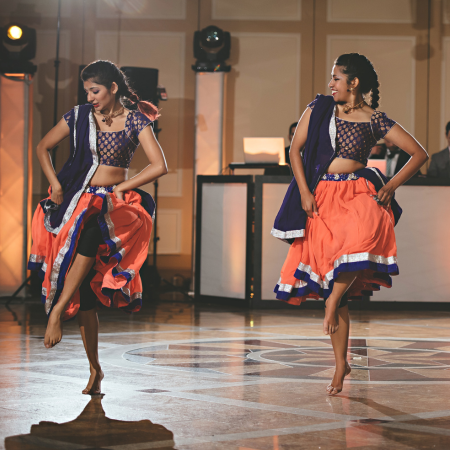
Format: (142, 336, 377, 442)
(29, 60, 167, 394)
(272, 53, 428, 395)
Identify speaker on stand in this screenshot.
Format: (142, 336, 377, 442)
(77, 65, 87, 105)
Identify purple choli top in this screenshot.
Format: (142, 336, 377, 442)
(308, 98, 396, 165)
(63, 109, 152, 169)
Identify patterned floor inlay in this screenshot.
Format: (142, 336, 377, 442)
(123, 338, 450, 382)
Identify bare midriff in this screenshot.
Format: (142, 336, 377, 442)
(89, 165, 127, 187)
(326, 157, 365, 174)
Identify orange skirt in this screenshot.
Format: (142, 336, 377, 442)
(28, 187, 153, 320)
(275, 176, 398, 305)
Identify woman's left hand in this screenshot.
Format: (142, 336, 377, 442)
(113, 185, 126, 201)
(377, 184, 395, 207)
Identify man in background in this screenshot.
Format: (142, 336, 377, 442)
(385, 136, 414, 178)
(285, 122, 298, 166)
(428, 121, 450, 178)
(369, 143, 387, 160)
(265, 122, 297, 176)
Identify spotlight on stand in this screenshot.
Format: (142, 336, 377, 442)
(191, 26, 231, 295)
(0, 23, 37, 75)
(192, 25, 231, 73)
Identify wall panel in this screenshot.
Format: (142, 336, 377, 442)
(441, 37, 450, 149)
(0, 0, 73, 18)
(96, 31, 185, 198)
(261, 184, 291, 300)
(227, 33, 301, 162)
(96, 0, 186, 19)
(199, 183, 247, 299)
(327, 0, 416, 23)
(372, 186, 450, 302)
(444, 0, 450, 24)
(212, 0, 301, 21)
(149, 209, 182, 254)
(95, 31, 185, 97)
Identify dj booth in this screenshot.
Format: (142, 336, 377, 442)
(194, 173, 450, 307)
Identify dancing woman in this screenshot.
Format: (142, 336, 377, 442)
(272, 53, 428, 395)
(28, 60, 167, 394)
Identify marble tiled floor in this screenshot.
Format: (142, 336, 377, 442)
(1, 300, 450, 449)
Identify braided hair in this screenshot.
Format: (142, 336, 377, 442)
(334, 53, 380, 109)
(81, 60, 160, 121)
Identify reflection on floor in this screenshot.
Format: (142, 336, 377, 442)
(5, 397, 175, 449)
(1, 300, 450, 449)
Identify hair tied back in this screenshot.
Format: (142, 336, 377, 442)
(81, 60, 160, 121)
(334, 53, 380, 109)
(136, 100, 160, 122)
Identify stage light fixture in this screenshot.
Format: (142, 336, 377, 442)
(0, 23, 37, 75)
(7, 25, 23, 40)
(192, 25, 231, 72)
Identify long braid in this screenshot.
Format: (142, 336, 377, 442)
(370, 74, 380, 110)
(116, 69, 160, 121)
(335, 53, 381, 109)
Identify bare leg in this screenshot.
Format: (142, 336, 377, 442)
(44, 254, 95, 348)
(323, 271, 361, 335)
(327, 305, 351, 395)
(324, 270, 361, 395)
(78, 309, 104, 395)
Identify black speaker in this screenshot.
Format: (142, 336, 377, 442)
(121, 66, 159, 105)
(77, 64, 88, 105)
(77, 65, 159, 107)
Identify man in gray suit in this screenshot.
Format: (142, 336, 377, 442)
(428, 121, 450, 178)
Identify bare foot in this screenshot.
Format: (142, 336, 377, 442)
(44, 309, 63, 348)
(323, 300, 339, 335)
(327, 362, 351, 395)
(82, 368, 104, 395)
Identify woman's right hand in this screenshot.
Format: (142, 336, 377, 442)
(51, 184, 64, 205)
(301, 190, 318, 218)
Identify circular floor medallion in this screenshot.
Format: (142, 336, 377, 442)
(122, 337, 450, 383)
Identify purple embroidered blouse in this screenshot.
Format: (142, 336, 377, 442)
(308, 98, 396, 165)
(63, 109, 152, 169)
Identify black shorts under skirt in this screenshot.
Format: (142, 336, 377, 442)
(77, 217, 103, 311)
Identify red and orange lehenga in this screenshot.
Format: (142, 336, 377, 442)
(272, 95, 402, 305)
(28, 104, 155, 320)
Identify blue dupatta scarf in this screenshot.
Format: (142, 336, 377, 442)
(271, 94, 402, 244)
(41, 104, 98, 234)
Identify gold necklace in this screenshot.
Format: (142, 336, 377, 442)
(343, 100, 365, 114)
(101, 106, 124, 127)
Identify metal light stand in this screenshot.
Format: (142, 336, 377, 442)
(145, 123, 192, 301)
(51, 0, 62, 165)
